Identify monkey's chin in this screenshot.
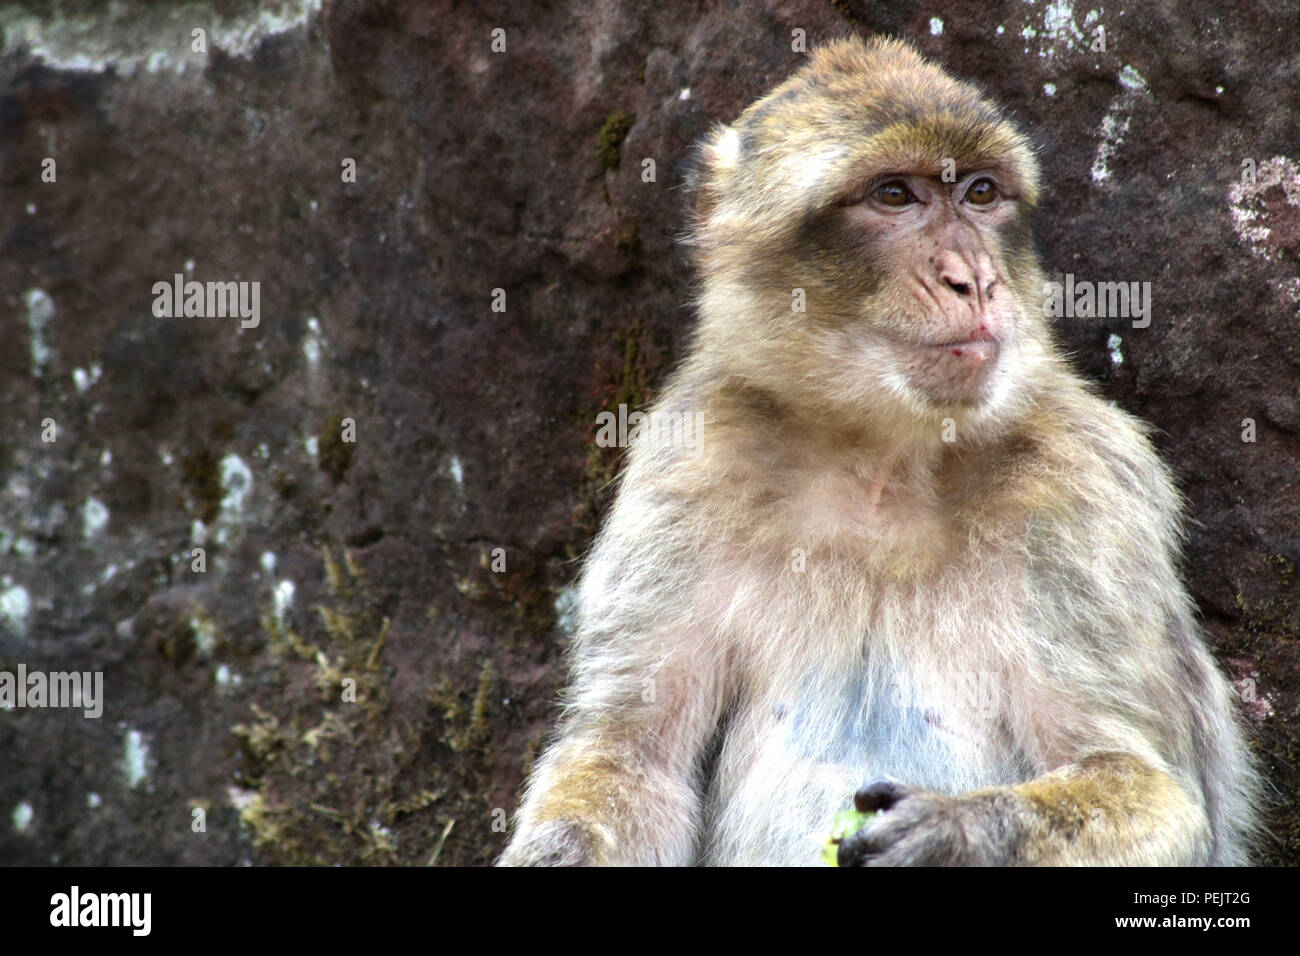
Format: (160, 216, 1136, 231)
(904, 340, 1003, 408)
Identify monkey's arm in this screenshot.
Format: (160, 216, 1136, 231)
(838, 750, 1212, 866)
(498, 657, 722, 866)
(499, 489, 727, 866)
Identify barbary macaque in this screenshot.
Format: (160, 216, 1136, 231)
(500, 35, 1258, 866)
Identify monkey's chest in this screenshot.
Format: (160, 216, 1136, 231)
(700, 661, 1027, 865)
(783, 667, 1005, 780)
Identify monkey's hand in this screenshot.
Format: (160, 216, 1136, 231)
(838, 754, 1210, 866)
(836, 779, 1014, 867)
(497, 818, 605, 867)
(498, 818, 603, 867)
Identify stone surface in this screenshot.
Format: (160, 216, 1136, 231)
(0, 0, 1296, 865)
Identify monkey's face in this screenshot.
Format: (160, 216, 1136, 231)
(693, 38, 1047, 428)
(830, 168, 1029, 407)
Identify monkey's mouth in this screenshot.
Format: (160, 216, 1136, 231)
(921, 324, 999, 356)
(922, 338, 1000, 363)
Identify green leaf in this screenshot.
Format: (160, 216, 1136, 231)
(822, 808, 874, 867)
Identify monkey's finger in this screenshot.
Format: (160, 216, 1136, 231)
(854, 778, 911, 813)
(835, 822, 893, 867)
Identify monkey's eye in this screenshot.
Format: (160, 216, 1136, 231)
(965, 178, 999, 206)
(872, 180, 914, 207)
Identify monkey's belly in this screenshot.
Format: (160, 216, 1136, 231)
(698, 670, 1030, 866)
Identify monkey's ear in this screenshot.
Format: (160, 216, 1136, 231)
(688, 124, 742, 225)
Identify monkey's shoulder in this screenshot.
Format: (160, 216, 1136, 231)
(982, 384, 1179, 517)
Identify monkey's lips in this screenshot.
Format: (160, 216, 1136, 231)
(922, 338, 1000, 363)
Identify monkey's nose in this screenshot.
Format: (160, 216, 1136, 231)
(937, 251, 996, 304)
(939, 263, 981, 298)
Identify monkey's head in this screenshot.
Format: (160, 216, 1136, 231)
(690, 36, 1048, 436)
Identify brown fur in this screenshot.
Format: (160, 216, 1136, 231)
(500, 36, 1259, 867)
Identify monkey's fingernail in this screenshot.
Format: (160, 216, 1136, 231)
(854, 778, 909, 812)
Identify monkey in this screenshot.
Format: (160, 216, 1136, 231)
(499, 35, 1259, 866)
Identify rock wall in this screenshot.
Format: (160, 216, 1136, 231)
(1, 0, 1296, 865)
